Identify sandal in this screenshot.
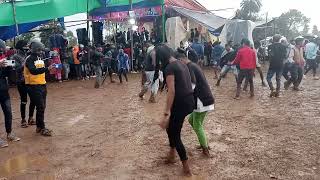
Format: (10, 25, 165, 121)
(40, 129, 53, 137)
(21, 120, 28, 128)
(28, 117, 36, 125)
(36, 128, 41, 133)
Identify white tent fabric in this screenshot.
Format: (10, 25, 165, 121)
(165, 16, 187, 50)
(219, 19, 257, 46)
(170, 6, 227, 31)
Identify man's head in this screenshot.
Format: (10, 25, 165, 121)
(175, 48, 188, 62)
(273, 34, 282, 43)
(295, 36, 305, 47)
(0, 39, 6, 54)
(241, 38, 251, 47)
(29, 40, 45, 54)
(225, 44, 231, 51)
(195, 28, 198, 31)
(15, 40, 28, 51)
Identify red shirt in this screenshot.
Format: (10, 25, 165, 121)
(123, 48, 131, 59)
(232, 46, 256, 69)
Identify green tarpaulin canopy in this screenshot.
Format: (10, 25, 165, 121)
(0, 0, 102, 27)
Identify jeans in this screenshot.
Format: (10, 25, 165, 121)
(266, 68, 282, 91)
(236, 69, 254, 97)
(305, 59, 318, 76)
(63, 63, 70, 80)
(81, 64, 90, 78)
(167, 95, 194, 161)
(283, 62, 293, 80)
(74, 64, 82, 79)
(288, 64, 303, 88)
(17, 83, 35, 120)
(220, 65, 238, 78)
(93, 65, 102, 87)
(0, 92, 12, 134)
(27, 85, 47, 129)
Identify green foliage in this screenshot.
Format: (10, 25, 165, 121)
(39, 21, 64, 47)
(66, 31, 78, 47)
(274, 9, 310, 40)
(312, 25, 319, 36)
(236, 0, 262, 21)
(18, 32, 35, 42)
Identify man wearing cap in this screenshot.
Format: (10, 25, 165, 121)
(0, 39, 21, 148)
(24, 40, 55, 136)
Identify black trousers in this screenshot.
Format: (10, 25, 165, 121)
(305, 59, 318, 76)
(0, 91, 12, 134)
(17, 83, 35, 120)
(27, 85, 47, 129)
(288, 64, 303, 87)
(283, 62, 293, 80)
(236, 69, 254, 96)
(166, 95, 194, 161)
(74, 64, 82, 79)
(118, 68, 128, 83)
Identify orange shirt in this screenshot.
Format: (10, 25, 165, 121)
(73, 46, 80, 65)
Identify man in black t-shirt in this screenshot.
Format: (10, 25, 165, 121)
(267, 34, 287, 97)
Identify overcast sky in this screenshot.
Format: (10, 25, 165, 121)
(66, 0, 319, 35)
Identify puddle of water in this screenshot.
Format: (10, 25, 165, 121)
(68, 114, 85, 125)
(181, 175, 205, 180)
(0, 154, 49, 178)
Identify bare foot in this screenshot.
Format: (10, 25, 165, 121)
(165, 148, 176, 164)
(182, 160, 192, 177)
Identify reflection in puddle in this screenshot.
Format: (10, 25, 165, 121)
(68, 114, 85, 125)
(0, 154, 50, 178)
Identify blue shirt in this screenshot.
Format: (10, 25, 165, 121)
(305, 42, 319, 60)
(191, 42, 204, 58)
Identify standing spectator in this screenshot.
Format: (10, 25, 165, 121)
(73, 45, 81, 80)
(284, 37, 305, 91)
(0, 39, 21, 148)
(190, 29, 195, 42)
(191, 38, 204, 63)
(204, 41, 213, 66)
(79, 45, 90, 80)
(157, 44, 194, 176)
(62, 47, 72, 81)
(266, 35, 287, 97)
(304, 37, 320, 79)
(195, 28, 200, 40)
(91, 46, 104, 88)
(24, 40, 55, 136)
(117, 49, 129, 83)
(232, 39, 256, 99)
(50, 50, 62, 82)
(12, 40, 35, 128)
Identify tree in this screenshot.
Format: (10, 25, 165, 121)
(66, 31, 77, 47)
(312, 25, 319, 36)
(18, 32, 35, 42)
(274, 9, 310, 40)
(236, 0, 262, 21)
(39, 21, 64, 47)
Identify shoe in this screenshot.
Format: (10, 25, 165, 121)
(21, 120, 28, 128)
(275, 91, 280, 98)
(284, 81, 290, 90)
(149, 94, 156, 103)
(216, 80, 221, 86)
(313, 76, 320, 80)
(0, 138, 8, 148)
(269, 91, 275, 98)
(28, 117, 36, 125)
(234, 96, 240, 100)
(262, 82, 267, 87)
(40, 128, 53, 137)
(293, 86, 303, 91)
(7, 133, 21, 142)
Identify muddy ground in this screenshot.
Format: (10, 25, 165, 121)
(0, 69, 320, 180)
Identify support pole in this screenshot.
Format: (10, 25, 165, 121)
(130, 0, 134, 71)
(11, 0, 19, 36)
(161, 1, 165, 43)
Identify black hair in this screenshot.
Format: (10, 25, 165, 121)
(241, 38, 251, 46)
(175, 48, 187, 59)
(15, 40, 28, 50)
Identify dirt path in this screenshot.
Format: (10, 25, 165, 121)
(0, 70, 320, 180)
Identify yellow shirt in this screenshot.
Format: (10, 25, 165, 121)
(24, 57, 46, 85)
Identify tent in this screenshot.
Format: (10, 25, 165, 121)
(219, 19, 257, 45)
(0, 0, 102, 40)
(170, 6, 227, 31)
(90, 0, 206, 16)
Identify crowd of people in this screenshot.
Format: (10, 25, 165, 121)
(0, 30, 319, 176)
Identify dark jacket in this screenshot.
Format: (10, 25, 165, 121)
(187, 62, 215, 106)
(268, 43, 287, 70)
(12, 50, 27, 84)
